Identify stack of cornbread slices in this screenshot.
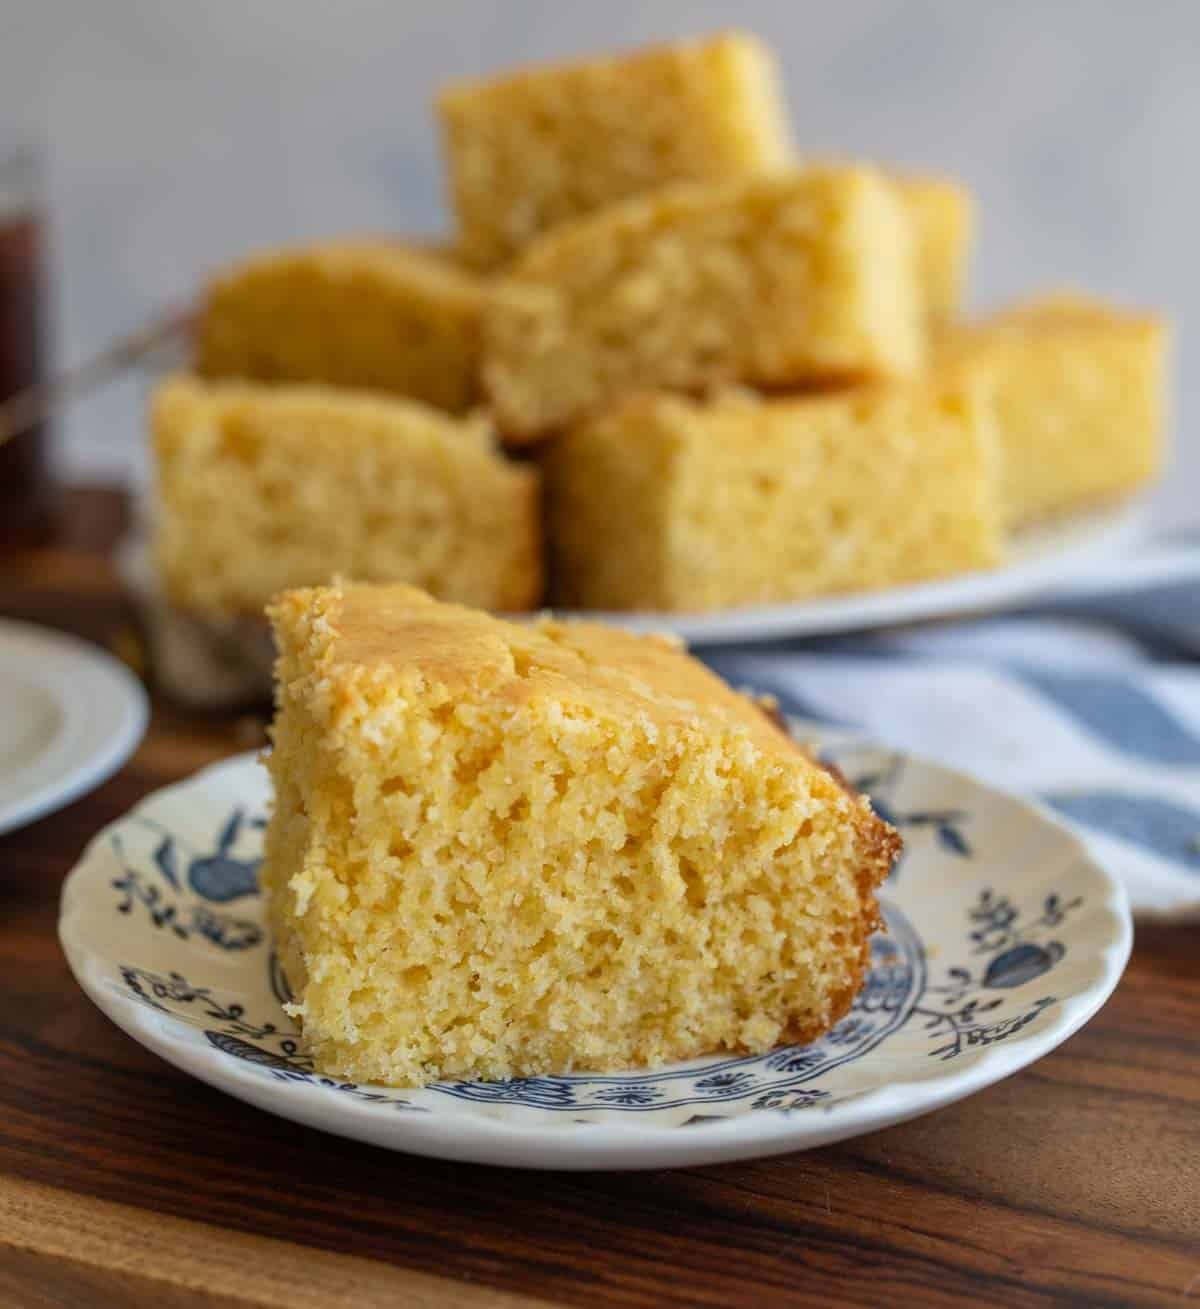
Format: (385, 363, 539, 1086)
(182, 31, 1170, 1089)
(145, 29, 1168, 702)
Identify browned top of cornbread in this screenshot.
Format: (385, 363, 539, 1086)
(437, 29, 782, 109)
(202, 238, 484, 309)
(498, 164, 894, 284)
(154, 373, 496, 450)
(275, 583, 796, 759)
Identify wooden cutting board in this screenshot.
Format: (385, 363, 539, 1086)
(0, 488, 1197, 1308)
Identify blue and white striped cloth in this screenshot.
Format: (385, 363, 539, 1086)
(702, 573, 1200, 922)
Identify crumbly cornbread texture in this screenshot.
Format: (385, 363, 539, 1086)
(150, 376, 541, 616)
(940, 294, 1168, 526)
(262, 583, 898, 1086)
(483, 167, 924, 442)
(437, 31, 794, 270)
(544, 379, 1002, 612)
(196, 240, 484, 412)
(893, 173, 974, 326)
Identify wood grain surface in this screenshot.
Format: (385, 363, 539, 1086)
(0, 488, 1197, 1309)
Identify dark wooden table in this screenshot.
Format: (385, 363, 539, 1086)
(1, 488, 1197, 1308)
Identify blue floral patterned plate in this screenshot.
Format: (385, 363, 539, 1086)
(59, 732, 1131, 1171)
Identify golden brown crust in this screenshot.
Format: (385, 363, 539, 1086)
(303, 582, 823, 764)
(778, 962, 863, 1047)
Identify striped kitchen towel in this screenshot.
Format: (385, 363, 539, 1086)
(702, 580, 1200, 922)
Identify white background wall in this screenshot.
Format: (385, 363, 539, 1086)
(4, 0, 1196, 527)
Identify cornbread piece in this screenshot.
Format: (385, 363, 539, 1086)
(484, 167, 924, 441)
(893, 173, 974, 326)
(196, 240, 484, 412)
(263, 583, 898, 1086)
(150, 376, 541, 616)
(437, 31, 794, 270)
(940, 294, 1168, 526)
(545, 379, 1001, 612)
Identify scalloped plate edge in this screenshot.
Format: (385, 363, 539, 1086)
(59, 749, 1132, 1170)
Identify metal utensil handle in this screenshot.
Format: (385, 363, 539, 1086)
(0, 306, 194, 448)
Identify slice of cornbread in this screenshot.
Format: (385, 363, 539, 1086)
(437, 30, 794, 270)
(196, 240, 484, 412)
(544, 378, 1002, 612)
(940, 294, 1168, 526)
(262, 583, 898, 1086)
(150, 376, 542, 616)
(893, 172, 974, 326)
(484, 167, 924, 442)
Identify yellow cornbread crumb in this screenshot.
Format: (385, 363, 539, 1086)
(262, 583, 898, 1087)
(940, 293, 1168, 526)
(150, 376, 542, 616)
(196, 240, 485, 413)
(544, 377, 1002, 612)
(438, 30, 794, 270)
(484, 166, 924, 442)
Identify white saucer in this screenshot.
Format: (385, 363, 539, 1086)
(0, 619, 149, 835)
(59, 733, 1130, 1170)
(563, 498, 1147, 645)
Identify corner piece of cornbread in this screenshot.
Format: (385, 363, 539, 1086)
(544, 378, 1002, 612)
(262, 583, 899, 1086)
(437, 30, 794, 270)
(196, 240, 485, 413)
(484, 167, 924, 442)
(150, 376, 542, 616)
(939, 293, 1168, 527)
